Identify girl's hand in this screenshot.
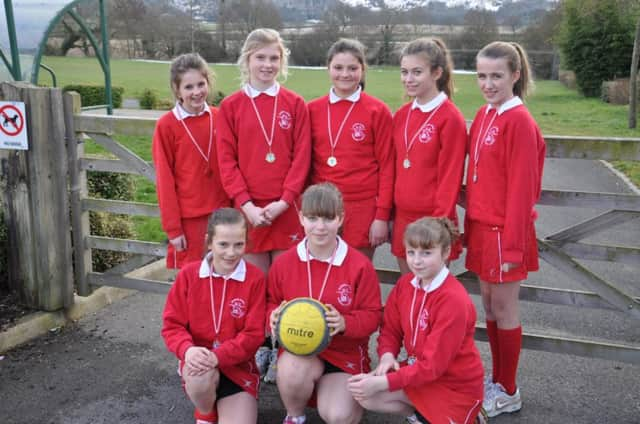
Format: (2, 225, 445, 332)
(184, 346, 217, 376)
(262, 200, 289, 223)
(169, 234, 187, 251)
(373, 352, 399, 376)
(325, 304, 346, 336)
(347, 373, 389, 401)
(242, 201, 268, 227)
(369, 219, 389, 247)
(269, 300, 287, 335)
(501, 262, 519, 273)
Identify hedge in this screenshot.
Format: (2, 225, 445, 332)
(63, 84, 124, 108)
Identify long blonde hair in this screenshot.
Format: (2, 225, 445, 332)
(237, 28, 290, 85)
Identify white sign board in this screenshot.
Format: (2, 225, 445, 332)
(0, 101, 29, 150)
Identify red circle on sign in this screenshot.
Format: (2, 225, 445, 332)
(0, 104, 24, 136)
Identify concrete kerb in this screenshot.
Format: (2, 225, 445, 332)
(0, 259, 169, 354)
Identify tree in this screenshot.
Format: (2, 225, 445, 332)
(228, 0, 282, 37)
(557, 0, 636, 97)
(458, 9, 499, 50)
(630, 17, 640, 128)
(111, 0, 146, 58)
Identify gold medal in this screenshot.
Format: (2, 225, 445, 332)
(327, 156, 338, 167)
(266, 152, 276, 163)
(403, 158, 411, 169)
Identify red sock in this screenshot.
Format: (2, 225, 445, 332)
(194, 408, 218, 423)
(497, 326, 522, 395)
(486, 320, 500, 383)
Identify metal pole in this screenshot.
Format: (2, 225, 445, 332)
(99, 0, 112, 115)
(4, 0, 22, 80)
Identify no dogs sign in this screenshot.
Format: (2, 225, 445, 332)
(0, 101, 28, 150)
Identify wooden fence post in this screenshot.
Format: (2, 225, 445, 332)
(0, 82, 73, 310)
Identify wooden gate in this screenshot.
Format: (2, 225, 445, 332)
(1, 83, 639, 365)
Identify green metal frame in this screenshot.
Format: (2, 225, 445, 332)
(2, 0, 112, 114)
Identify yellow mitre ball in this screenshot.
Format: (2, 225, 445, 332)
(276, 297, 331, 356)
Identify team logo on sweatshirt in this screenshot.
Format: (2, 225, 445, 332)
(418, 124, 436, 143)
(351, 123, 366, 141)
(419, 308, 429, 330)
(229, 298, 247, 318)
(278, 110, 292, 130)
(483, 127, 499, 146)
(336, 283, 353, 306)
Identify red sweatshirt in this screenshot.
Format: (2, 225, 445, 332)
(465, 98, 546, 264)
(377, 269, 483, 399)
(216, 85, 311, 208)
(152, 105, 230, 239)
(161, 257, 266, 397)
(308, 91, 394, 220)
(393, 94, 467, 220)
(267, 237, 382, 373)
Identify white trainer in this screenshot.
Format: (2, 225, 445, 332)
(483, 382, 522, 417)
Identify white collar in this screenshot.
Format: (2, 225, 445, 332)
(296, 236, 348, 266)
(486, 96, 523, 116)
(329, 86, 361, 104)
(409, 266, 449, 292)
(411, 91, 447, 112)
(171, 102, 211, 121)
(243, 82, 280, 98)
(198, 252, 247, 282)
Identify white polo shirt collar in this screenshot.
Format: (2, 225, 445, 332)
(244, 82, 280, 98)
(487, 96, 523, 116)
(296, 236, 348, 266)
(411, 91, 447, 112)
(171, 101, 211, 121)
(329, 86, 361, 104)
(409, 265, 449, 292)
(198, 252, 247, 282)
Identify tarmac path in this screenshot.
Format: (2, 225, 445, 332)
(0, 155, 639, 423)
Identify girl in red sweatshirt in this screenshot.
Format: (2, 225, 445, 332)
(268, 183, 382, 424)
(308, 38, 393, 259)
(465, 42, 545, 418)
(162, 208, 266, 424)
(391, 38, 467, 274)
(152, 53, 230, 268)
(217, 28, 311, 274)
(348, 217, 484, 424)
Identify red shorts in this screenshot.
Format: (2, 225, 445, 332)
(342, 198, 377, 249)
(391, 209, 462, 261)
(166, 215, 209, 269)
(405, 381, 482, 424)
(246, 199, 303, 253)
(464, 219, 539, 283)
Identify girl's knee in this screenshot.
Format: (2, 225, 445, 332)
(318, 404, 362, 424)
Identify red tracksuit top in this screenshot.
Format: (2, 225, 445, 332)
(161, 257, 266, 397)
(216, 85, 311, 208)
(308, 91, 394, 220)
(267, 237, 382, 373)
(152, 106, 230, 239)
(393, 95, 467, 220)
(377, 269, 483, 399)
(465, 98, 546, 264)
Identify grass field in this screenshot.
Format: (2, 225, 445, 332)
(39, 56, 639, 242)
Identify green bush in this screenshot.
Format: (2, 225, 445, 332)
(87, 171, 136, 271)
(208, 90, 226, 107)
(63, 84, 124, 108)
(557, 0, 637, 97)
(139, 88, 158, 110)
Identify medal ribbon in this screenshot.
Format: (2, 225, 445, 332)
(179, 110, 213, 163)
(472, 107, 498, 182)
(306, 240, 338, 301)
(403, 101, 444, 160)
(249, 92, 278, 154)
(209, 269, 229, 342)
(327, 101, 357, 159)
(408, 279, 432, 355)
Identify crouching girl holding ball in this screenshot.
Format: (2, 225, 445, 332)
(267, 183, 382, 424)
(348, 217, 485, 424)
